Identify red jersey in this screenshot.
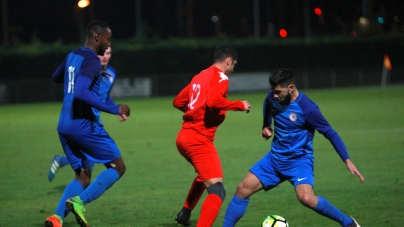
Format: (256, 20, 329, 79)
(173, 65, 245, 140)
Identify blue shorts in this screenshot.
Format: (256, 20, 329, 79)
(58, 129, 121, 171)
(249, 151, 314, 190)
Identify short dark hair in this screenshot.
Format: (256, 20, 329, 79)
(85, 20, 110, 38)
(269, 68, 295, 87)
(213, 44, 238, 63)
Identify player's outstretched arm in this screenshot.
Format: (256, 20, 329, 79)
(345, 159, 365, 183)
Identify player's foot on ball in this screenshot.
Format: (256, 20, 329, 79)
(66, 196, 89, 227)
(347, 217, 360, 227)
(48, 155, 62, 181)
(44, 214, 62, 227)
(175, 207, 191, 226)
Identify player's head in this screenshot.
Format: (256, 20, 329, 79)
(98, 46, 112, 70)
(269, 68, 295, 104)
(213, 44, 238, 75)
(85, 20, 111, 56)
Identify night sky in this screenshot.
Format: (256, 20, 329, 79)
(2, 0, 403, 44)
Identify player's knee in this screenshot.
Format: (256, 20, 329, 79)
(105, 162, 126, 176)
(74, 167, 92, 188)
(207, 182, 226, 201)
(297, 194, 316, 208)
(235, 181, 250, 199)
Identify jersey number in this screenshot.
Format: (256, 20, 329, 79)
(67, 66, 75, 93)
(188, 84, 200, 110)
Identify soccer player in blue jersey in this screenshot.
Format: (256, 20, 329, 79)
(47, 46, 118, 182)
(44, 21, 130, 227)
(222, 68, 365, 227)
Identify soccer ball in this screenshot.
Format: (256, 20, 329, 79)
(261, 215, 289, 227)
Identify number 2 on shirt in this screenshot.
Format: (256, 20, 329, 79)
(188, 83, 200, 110)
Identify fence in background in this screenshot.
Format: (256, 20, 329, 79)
(1, 66, 403, 104)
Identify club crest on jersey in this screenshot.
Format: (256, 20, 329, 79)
(219, 72, 228, 83)
(289, 112, 297, 122)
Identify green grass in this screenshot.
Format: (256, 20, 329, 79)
(0, 85, 403, 227)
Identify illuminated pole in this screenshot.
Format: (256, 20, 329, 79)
(362, 0, 367, 18)
(303, 0, 311, 39)
(2, 0, 8, 46)
(135, 0, 142, 38)
(253, 0, 260, 39)
(77, 0, 90, 42)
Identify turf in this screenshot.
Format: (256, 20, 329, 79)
(0, 85, 403, 227)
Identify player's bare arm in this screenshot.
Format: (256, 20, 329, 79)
(345, 159, 365, 183)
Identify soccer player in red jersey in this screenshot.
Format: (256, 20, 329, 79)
(173, 44, 251, 227)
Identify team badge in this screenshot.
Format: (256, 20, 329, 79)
(289, 112, 297, 122)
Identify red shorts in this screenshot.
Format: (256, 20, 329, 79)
(176, 128, 223, 182)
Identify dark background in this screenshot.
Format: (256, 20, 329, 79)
(2, 0, 404, 44)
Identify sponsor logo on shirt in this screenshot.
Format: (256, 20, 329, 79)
(219, 72, 228, 83)
(289, 112, 297, 122)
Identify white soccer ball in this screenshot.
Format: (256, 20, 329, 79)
(261, 215, 289, 227)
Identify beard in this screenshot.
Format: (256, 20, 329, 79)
(279, 92, 292, 105)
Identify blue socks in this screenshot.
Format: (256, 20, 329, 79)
(223, 194, 352, 227)
(79, 168, 120, 204)
(314, 196, 352, 227)
(59, 156, 69, 167)
(54, 179, 84, 220)
(223, 194, 250, 227)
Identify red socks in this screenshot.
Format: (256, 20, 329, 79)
(196, 194, 222, 227)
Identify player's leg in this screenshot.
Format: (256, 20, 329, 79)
(223, 154, 280, 227)
(74, 156, 124, 204)
(45, 134, 91, 227)
(222, 172, 263, 227)
(175, 177, 205, 226)
(175, 129, 205, 226)
(295, 184, 358, 227)
(48, 155, 69, 181)
(66, 131, 123, 226)
(291, 161, 359, 227)
(190, 136, 224, 227)
(196, 178, 225, 227)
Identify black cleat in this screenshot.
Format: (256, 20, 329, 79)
(347, 217, 361, 227)
(175, 207, 191, 226)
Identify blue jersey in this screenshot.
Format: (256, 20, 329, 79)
(263, 90, 349, 163)
(92, 65, 117, 126)
(52, 47, 119, 135)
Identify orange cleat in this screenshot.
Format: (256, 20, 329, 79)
(44, 215, 62, 227)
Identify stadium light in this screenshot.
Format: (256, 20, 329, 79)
(314, 7, 322, 16)
(279, 29, 287, 38)
(78, 0, 90, 8)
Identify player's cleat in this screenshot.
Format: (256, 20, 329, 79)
(347, 217, 361, 227)
(44, 215, 62, 227)
(66, 196, 89, 227)
(48, 155, 62, 181)
(175, 207, 191, 226)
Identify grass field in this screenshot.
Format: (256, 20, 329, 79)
(0, 85, 403, 227)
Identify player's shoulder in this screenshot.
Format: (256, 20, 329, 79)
(296, 92, 319, 112)
(208, 66, 228, 84)
(106, 65, 117, 75)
